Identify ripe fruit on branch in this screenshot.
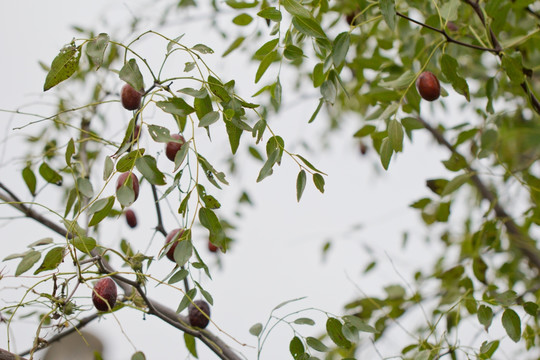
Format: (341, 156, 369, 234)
(345, 10, 359, 25)
(416, 71, 441, 101)
(125, 209, 137, 228)
(208, 241, 218, 253)
(165, 228, 185, 262)
(188, 300, 211, 329)
(92, 278, 117, 312)
(165, 134, 186, 162)
(116, 172, 140, 201)
(121, 83, 142, 111)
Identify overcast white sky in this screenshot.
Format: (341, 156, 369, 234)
(0, 2, 454, 359)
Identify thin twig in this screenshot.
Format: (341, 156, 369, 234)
(396, 12, 500, 53)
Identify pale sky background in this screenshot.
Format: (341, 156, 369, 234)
(0, 2, 460, 359)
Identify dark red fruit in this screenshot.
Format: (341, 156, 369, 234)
(416, 71, 441, 101)
(165, 134, 186, 162)
(208, 241, 218, 253)
(116, 172, 139, 201)
(447, 21, 459, 32)
(121, 83, 142, 111)
(165, 228, 184, 262)
(125, 209, 137, 228)
(345, 10, 359, 25)
(133, 125, 141, 140)
(92, 278, 117, 312)
(188, 300, 211, 329)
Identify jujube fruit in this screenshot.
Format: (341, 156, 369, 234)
(188, 300, 211, 329)
(116, 172, 139, 201)
(416, 71, 441, 101)
(121, 83, 142, 111)
(125, 209, 137, 228)
(208, 241, 218, 253)
(92, 278, 117, 312)
(133, 125, 141, 140)
(165, 228, 184, 262)
(165, 134, 186, 162)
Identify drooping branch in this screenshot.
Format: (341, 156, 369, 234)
(0, 185, 243, 360)
(417, 116, 540, 272)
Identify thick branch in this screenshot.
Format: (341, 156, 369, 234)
(0, 186, 243, 360)
(0, 349, 27, 360)
(417, 117, 540, 271)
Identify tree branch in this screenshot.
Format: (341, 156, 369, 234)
(417, 116, 540, 271)
(0, 348, 27, 360)
(0, 185, 243, 360)
(396, 11, 500, 53)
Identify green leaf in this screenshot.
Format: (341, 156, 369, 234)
(306, 337, 329, 352)
(281, 0, 311, 18)
(199, 207, 225, 245)
(477, 305, 493, 331)
(192, 44, 214, 54)
(86, 33, 109, 69)
(254, 38, 279, 58)
(332, 32, 350, 67)
(169, 268, 189, 284)
(117, 185, 136, 207)
(207, 75, 231, 102)
(136, 155, 166, 185)
(441, 173, 471, 197)
(156, 97, 195, 117)
(15, 251, 41, 276)
(22, 166, 37, 195)
(273, 296, 306, 310)
(321, 79, 337, 104)
(294, 317, 315, 325)
(167, 34, 185, 53)
(284, 45, 304, 60)
(202, 195, 221, 209)
(131, 351, 146, 360)
(524, 302, 539, 317)
(342, 315, 378, 333)
(184, 333, 197, 357)
(326, 317, 352, 348)
(39, 162, 63, 185)
(119, 59, 145, 92)
(353, 125, 376, 138)
(502, 51, 525, 85)
(388, 119, 404, 152)
(233, 13, 253, 26)
(34, 247, 64, 275)
(296, 154, 325, 174)
(255, 50, 278, 83)
(473, 256, 488, 284)
(379, 137, 393, 170)
(173, 239, 193, 266)
(116, 149, 145, 172)
(257, 150, 279, 182)
(88, 196, 115, 227)
(378, 0, 396, 30)
(257, 7, 282, 22)
(225, 120, 243, 155)
(177, 288, 198, 313)
(440, 0, 460, 21)
(71, 236, 97, 254)
(178, 87, 208, 99)
(173, 140, 190, 172)
(27, 238, 54, 248)
(184, 62, 196, 72)
(43, 44, 82, 91)
(289, 336, 305, 359)
(502, 308, 521, 342)
(292, 16, 327, 39)
(313, 173, 325, 193)
(198, 111, 220, 127)
(480, 340, 499, 357)
(249, 323, 263, 336)
(379, 70, 416, 89)
(223, 36, 245, 57)
(441, 54, 470, 101)
(225, 0, 258, 8)
(65, 138, 75, 166)
(103, 156, 114, 180)
(77, 177, 94, 198)
(296, 170, 307, 202)
(308, 98, 324, 123)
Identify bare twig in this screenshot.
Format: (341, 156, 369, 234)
(417, 116, 540, 271)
